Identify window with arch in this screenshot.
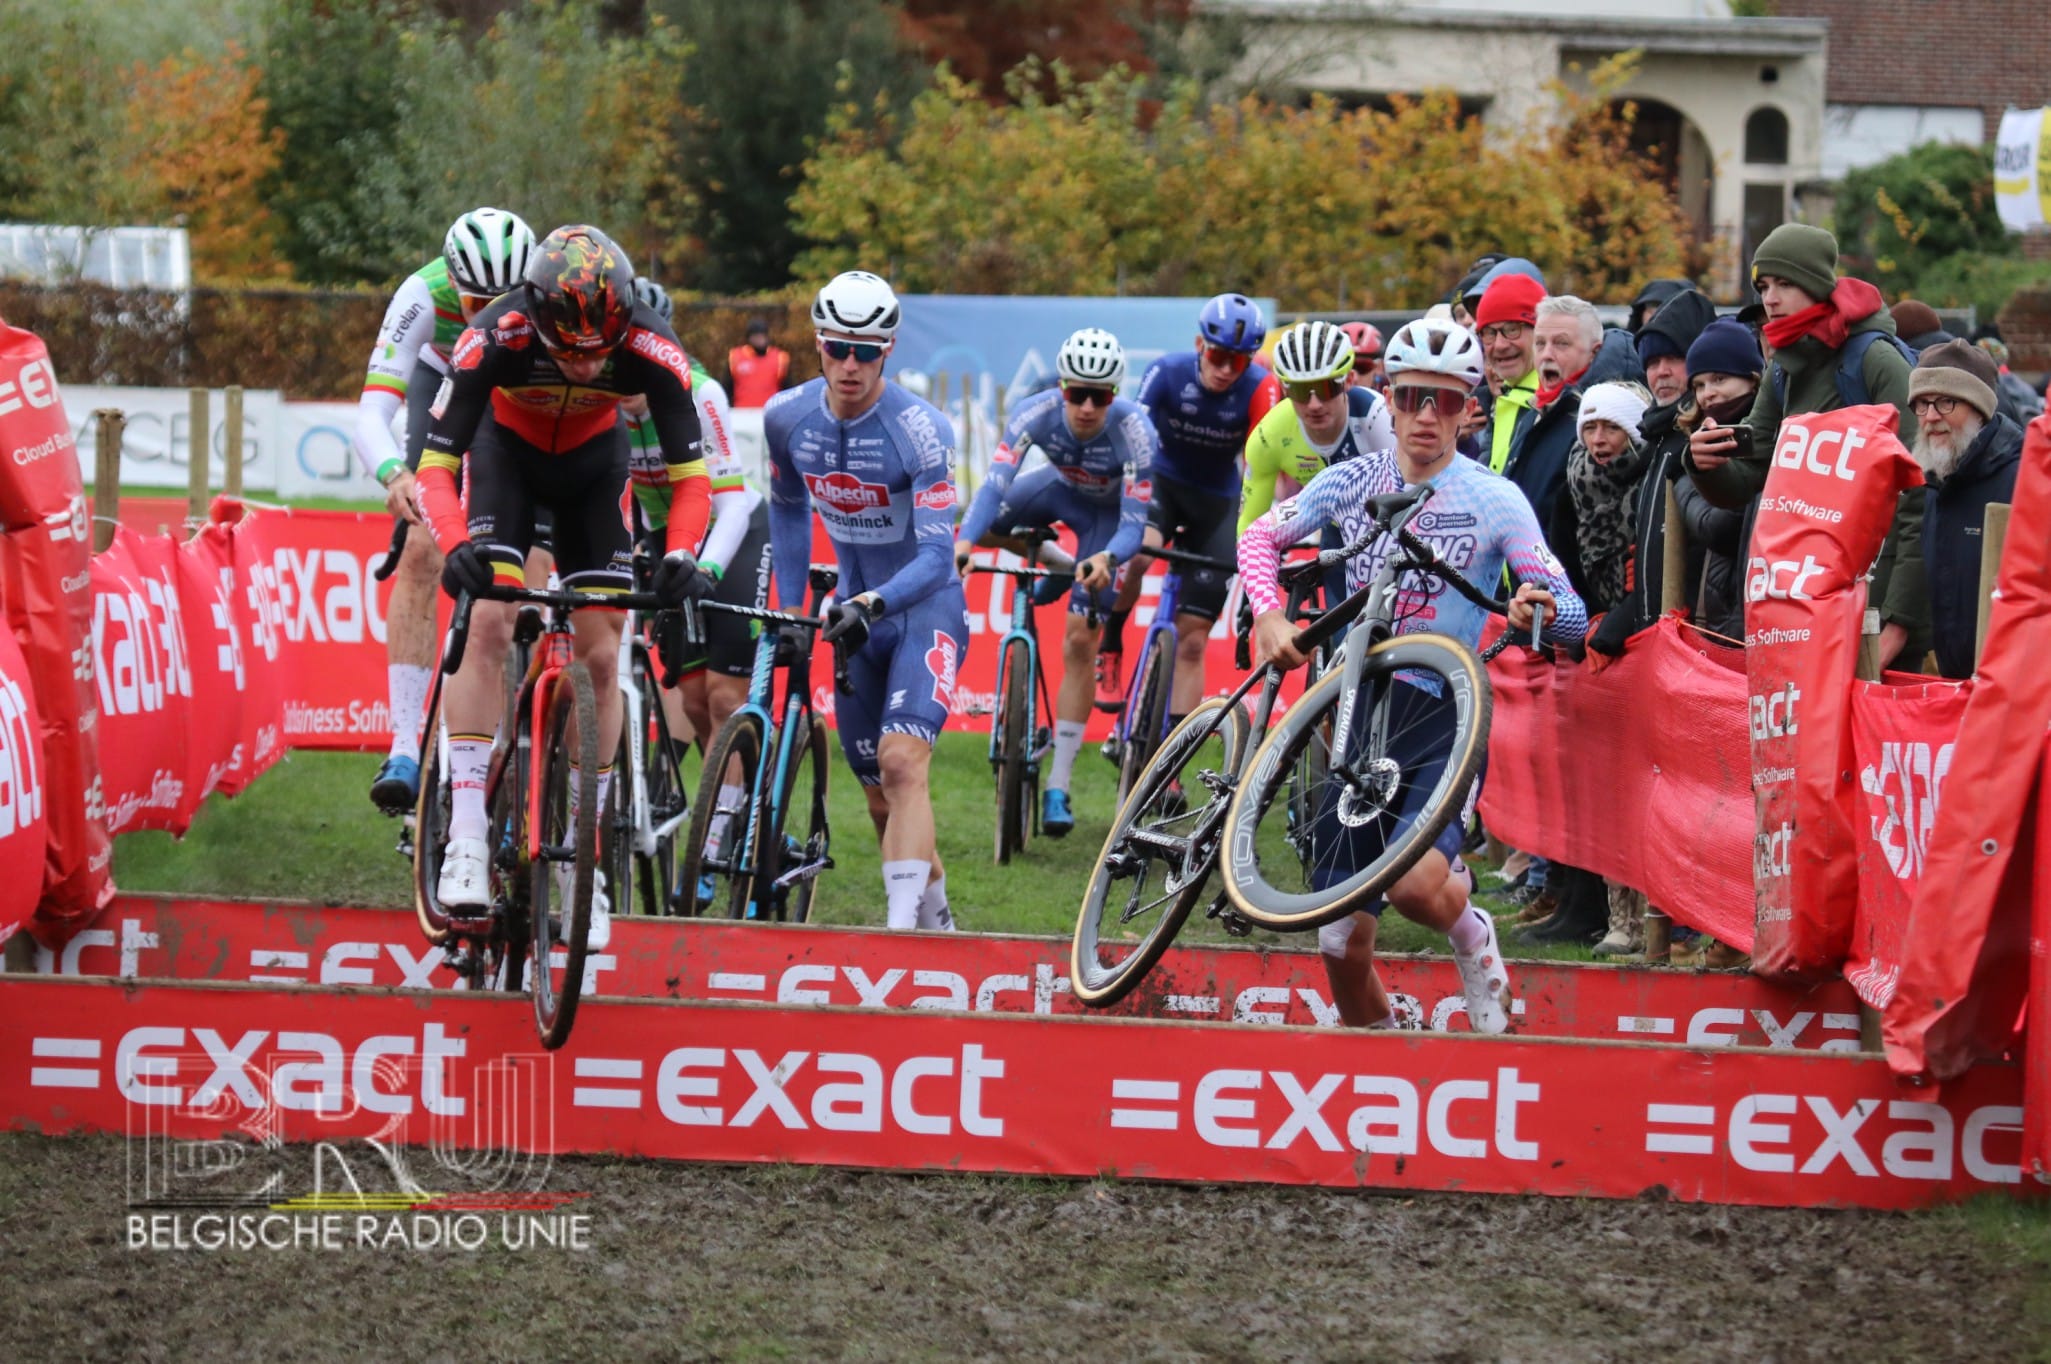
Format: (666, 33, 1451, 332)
(1746, 106, 1789, 165)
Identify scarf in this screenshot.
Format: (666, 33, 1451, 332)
(1760, 277, 1886, 354)
(1566, 434, 1652, 610)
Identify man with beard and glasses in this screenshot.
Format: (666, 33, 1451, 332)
(1907, 340, 2024, 680)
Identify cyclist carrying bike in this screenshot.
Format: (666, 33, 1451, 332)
(953, 327, 1157, 837)
(417, 225, 715, 950)
(765, 271, 968, 932)
(1238, 317, 1587, 1035)
(357, 207, 537, 815)
(1097, 292, 1270, 726)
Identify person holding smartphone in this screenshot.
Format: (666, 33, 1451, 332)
(1675, 319, 1765, 643)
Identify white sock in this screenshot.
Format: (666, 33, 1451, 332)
(917, 870, 954, 931)
(388, 665, 430, 762)
(448, 738, 491, 842)
(1048, 720, 1087, 793)
(705, 782, 745, 857)
(1448, 903, 1489, 956)
(884, 859, 930, 930)
(1365, 1012, 1396, 1030)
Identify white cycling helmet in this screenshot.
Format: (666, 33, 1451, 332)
(631, 276, 674, 323)
(1271, 320, 1354, 384)
(1384, 317, 1486, 388)
(1055, 327, 1126, 387)
(443, 207, 536, 295)
(811, 270, 900, 341)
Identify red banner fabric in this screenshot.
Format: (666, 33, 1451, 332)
(1885, 412, 2051, 1083)
(1478, 616, 1754, 945)
(0, 622, 49, 945)
(1844, 678, 1971, 1009)
(89, 528, 195, 837)
(0, 320, 76, 531)
(2026, 742, 2051, 1183)
(172, 525, 252, 821)
(1746, 404, 1926, 979)
(202, 502, 287, 794)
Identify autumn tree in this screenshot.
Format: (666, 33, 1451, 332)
(122, 44, 289, 283)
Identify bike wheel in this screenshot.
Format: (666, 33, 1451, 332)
(759, 714, 830, 924)
(412, 692, 453, 946)
(994, 638, 1030, 865)
(602, 723, 633, 925)
(1284, 647, 1331, 879)
(1116, 635, 1171, 807)
(529, 662, 600, 1050)
(678, 711, 766, 919)
(1222, 634, 1489, 930)
(637, 665, 691, 917)
(1072, 695, 1251, 1008)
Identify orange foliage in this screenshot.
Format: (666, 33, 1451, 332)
(122, 44, 290, 283)
(896, 1, 1190, 96)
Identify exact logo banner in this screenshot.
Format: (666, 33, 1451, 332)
(0, 975, 2032, 1210)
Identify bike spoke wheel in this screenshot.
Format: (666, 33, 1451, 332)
(994, 638, 1030, 865)
(1223, 635, 1489, 930)
(637, 667, 690, 917)
(529, 663, 600, 1050)
(759, 714, 830, 924)
(602, 725, 633, 927)
(1072, 696, 1250, 1007)
(412, 694, 453, 946)
(1116, 637, 1171, 807)
(679, 712, 766, 919)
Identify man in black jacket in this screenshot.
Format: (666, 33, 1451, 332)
(1501, 295, 1645, 531)
(1908, 340, 2026, 679)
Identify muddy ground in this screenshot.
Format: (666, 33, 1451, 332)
(0, 1133, 2040, 1361)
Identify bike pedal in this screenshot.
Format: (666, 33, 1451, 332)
(1219, 909, 1254, 938)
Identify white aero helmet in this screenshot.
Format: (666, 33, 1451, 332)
(811, 270, 900, 341)
(1271, 320, 1354, 384)
(1384, 317, 1486, 388)
(443, 207, 537, 295)
(1055, 327, 1126, 388)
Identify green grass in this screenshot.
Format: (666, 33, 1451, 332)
(1941, 1197, 2051, 1355)
(113, 730, 1595, 962)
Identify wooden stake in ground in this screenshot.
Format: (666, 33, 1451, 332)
(91, 409, 125, 553)
(223, 385, 245, 499)
(186, 387, 210, 525)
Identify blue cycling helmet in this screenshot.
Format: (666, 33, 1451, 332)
(1197, 292, 1267, 353)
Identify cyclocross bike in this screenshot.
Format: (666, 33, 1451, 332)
(677, 565, 845, 922)
(413, 581, 663, 1048)
(1071, 484, 1530, 1007)
(972, 529, 1078, 864)
(1102, 543, 1241, 807)
(598, 586, 695, 919)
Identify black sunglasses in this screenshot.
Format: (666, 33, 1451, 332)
(820, 338, 886, 363)
(1063, 386, 1116, 408)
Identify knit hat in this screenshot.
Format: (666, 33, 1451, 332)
(1909, 338, 2001, 421)
(1890, 300, 1942, 343)
(1577, 382, 1650, 445)
(1636, 327, 1686, 364)
(1750, 222, 1838, 301)
(1978, 336, 2013, 367)
(1475, 274, 1546, 330)
(1685, 318, 1764, 381)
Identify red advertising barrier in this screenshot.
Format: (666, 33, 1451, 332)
(1746, 405, 1924, 980)
(2029, 741, 2051, 1182)
(0, 625, 49, 944)
(0, 972, 2033, 1209)
(41, 895, 1869, 1052)
(1886, 412, 2051, 1083)
(1478, 617, 1755, 945)
(1845, 678, 1970, 1009)
(89, 528, 193, 837)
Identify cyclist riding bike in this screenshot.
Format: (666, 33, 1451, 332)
(416, 225, 714, 951)
(358, 207, 537, 814)
(1236, 320, 1393, 535)
(1238, 317, 1587, 1036)
(1099, 292, 1270, 729)
(765, 271, 968, 932)
(953, 327, 1156, 837)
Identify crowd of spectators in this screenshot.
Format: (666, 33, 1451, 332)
(1438, 223, 2046, 965)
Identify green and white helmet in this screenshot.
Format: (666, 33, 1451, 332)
(443, 207, 537, 295)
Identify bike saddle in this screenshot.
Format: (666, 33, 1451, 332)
(1366, 484, 1432, 525)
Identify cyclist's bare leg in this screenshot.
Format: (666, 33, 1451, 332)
(444, 600, 514, 742)
(1386, 850, 1464, 933)
(1056, 612, 1097, 724)
(1318, 912, 1394, 1027)
(869, 733, 947, 929)
(1390, 848, 1509, 1033)
(1169, 610, 1212, 715)
(569, 607, 626, 768)
(682, 670, 747, 824)
(678, 671, 714, 744)
(379, 526, 442, 776)
(524, 546, 555, 587)
(439, 598, 514, 893)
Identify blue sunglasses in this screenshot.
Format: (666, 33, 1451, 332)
(820, 338, 886, 363)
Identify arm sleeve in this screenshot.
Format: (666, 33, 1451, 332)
(765, 401, 813, 609)
(353, 276, 437, 480)
(1238, 464, 1347, 617)
(1237, 424, 1281, 537)
(864, 409, 960, 614)
(417, 344, 495, 553)
(354, 389, 405, 483)
(1498, 493, 1590, 644)
(959, 406, 1033, 545)
(1106, 409, 1156, 564)
(644, 380, 711, 558)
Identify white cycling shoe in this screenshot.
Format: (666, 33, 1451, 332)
(437, 838, 491, 912)
(1453, 911, 1512, 1035)
(552, 865, 612, 951)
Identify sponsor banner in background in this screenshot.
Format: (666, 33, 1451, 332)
(275, 400, 381, 500)
(1846, 679, 1969, 1009)
(1995, 107, 2051, 234)
(50, 897, 1869, 1052)
(0, 973, 2032, 1210)
(61, 385, 281, 491)
(1746, 405, 1923, 979)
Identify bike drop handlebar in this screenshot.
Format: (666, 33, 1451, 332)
(373, 517, 409, 582)
(441, 583, 665, 676)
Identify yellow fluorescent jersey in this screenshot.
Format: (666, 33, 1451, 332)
(1236, 385, 1393, 536)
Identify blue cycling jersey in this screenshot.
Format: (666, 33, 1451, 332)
(959, 388, 1156, 561)
(765, 379, 961, 613)
(1136, 351, 1271, 498)
(1240, 449, 1588, 650)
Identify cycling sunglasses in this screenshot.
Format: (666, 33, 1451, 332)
(1063, 386, 1116, 408)
(1352, 354, 1380, 372)
(1201, 345, 1252, 373)
(1284, 377, 1347, 404)
(820, 338, 887, 363)
(1390, 385, 1467, 417)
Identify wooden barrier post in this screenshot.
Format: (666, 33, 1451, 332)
(1976, 502, 2011, 666)
(223, 385, 245, 499)
(91, 409, 125, 553)
(186, 387, 210, 525)
(1642, 486, 1690, 963)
